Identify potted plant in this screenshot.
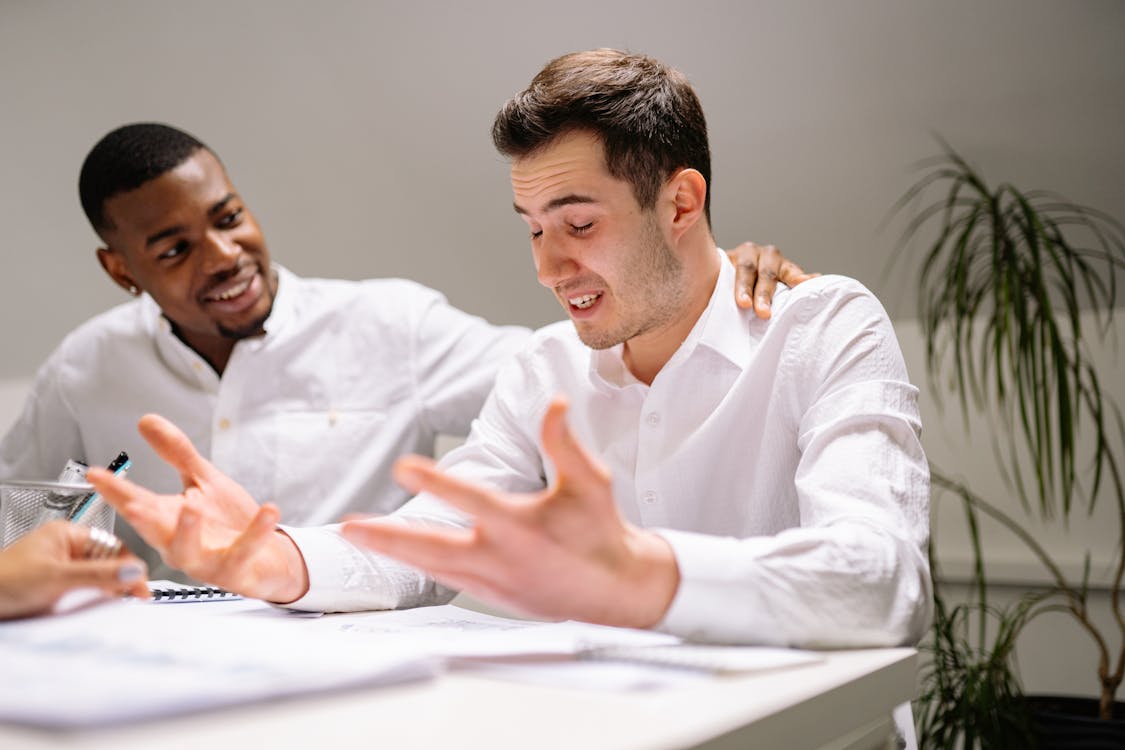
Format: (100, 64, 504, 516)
(889, 144, 1125, 747)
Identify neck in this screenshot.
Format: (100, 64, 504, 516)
(622, 232, 720, 385)
(170, 325, 236, 376)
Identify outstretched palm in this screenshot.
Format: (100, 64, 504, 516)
(87, 414, 308, 602)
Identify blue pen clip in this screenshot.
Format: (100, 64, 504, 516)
(69, 451, 131, 522)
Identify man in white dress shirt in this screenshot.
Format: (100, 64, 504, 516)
(1, 123, 803, 581)
(91, 50, 930, 648)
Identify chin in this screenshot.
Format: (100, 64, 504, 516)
(218, 305, 273, 341)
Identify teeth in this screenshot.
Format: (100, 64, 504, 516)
(569, 293, 600, 309)
(209, 278, 251, 301)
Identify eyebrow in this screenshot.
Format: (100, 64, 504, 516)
(144, 193, 237, 248)
(512, 194, 596, 216)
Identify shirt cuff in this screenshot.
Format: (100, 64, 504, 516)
(276, 524, 396, 613)
(652, 528, 779, 646)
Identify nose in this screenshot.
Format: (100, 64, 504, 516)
(534, 235, 579, 289)
(199, 229, 240, 275)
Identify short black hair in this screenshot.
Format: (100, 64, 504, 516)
(492, 49, 711, 221)
(79, 122, 213, 233)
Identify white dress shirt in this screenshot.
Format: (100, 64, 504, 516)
(285, 253, 932, 648)
(0, 267, 528, 579)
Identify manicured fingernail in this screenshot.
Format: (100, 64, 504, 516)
(117, 562, 146, 583)
(758, 297, 770, 308)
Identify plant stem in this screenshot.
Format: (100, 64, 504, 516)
(931, 469, 1122, 718)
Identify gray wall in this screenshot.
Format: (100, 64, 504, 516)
(2, 0, 1124, 700)
(2, 0, 1122, 377)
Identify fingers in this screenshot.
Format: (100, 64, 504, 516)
(750, 243, 780, 319)
(86, 467, 158, 518)
(165, 504, 206, 571)
(339, 512, 378, 523)
(728, 242, 820, 319)
(342, 518, 475, 572)
(137, 413, 216, 488)
(778, 259, 818, 285)
(727, 242, 761, 311)
(86, 468, 174, 547)
(393, 455, 513, 522)
(539, 396, 611, 492)
(56, 555, 150, 600)
(222, 504, 283, 574)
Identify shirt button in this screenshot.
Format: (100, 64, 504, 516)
(646, 412, 661, 426)
(643, 491, 657, 505)
(218, 418, 231, 430)
(328, 410, 338, 426)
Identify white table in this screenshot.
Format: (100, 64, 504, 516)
(0, 603, 915, 750)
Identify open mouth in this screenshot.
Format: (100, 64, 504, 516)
(205, 277, 253, 302)
(568, 292, 602, 310)
(201, 268, 263, 312)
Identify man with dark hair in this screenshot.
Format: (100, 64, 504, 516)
(1, 121, 804, 580)
(94, 49, 929, 649)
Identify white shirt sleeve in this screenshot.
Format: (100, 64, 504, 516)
(0, 352, 84, 483)
(409, 289, 530, 438)
(657, 283, 931, 647)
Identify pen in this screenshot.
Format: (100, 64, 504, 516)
(68, 451, 131, 523)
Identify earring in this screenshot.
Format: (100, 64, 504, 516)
(128, 286, 139, 296)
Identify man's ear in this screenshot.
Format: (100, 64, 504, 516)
(96, 247, 140, 296)
(665, 168, 707, 242)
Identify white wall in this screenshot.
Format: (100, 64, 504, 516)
(1, 0, 1123, 701)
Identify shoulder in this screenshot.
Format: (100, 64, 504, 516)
(287, 272, 448, 312)
(29, 299, 152, 394)
(492, 319, 583, 388)
(281, 273, 455, 342)
(769, 274, 892, 330)
(523, 320, 585, 361)
(52, 298, 152, 360)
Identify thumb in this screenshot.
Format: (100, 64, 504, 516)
(137, 413, 216, 487)
(540, 396, 611, 493)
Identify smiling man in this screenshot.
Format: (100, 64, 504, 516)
(91, 50, 930, 650)
(0, 123, 804, 581)
(92, 146, 278, 373)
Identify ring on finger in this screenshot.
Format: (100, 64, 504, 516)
(84, 527, 123, 560)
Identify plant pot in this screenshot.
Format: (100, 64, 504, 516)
(1026, 695, 1125, 750)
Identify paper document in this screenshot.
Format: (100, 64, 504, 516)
(0, 599, 434, 728)
(290, 603, 680, 657)
(0, 600, 829, 728)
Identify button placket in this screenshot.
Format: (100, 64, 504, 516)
(634, 391, 667, 525)
(210, 350, 245, 480)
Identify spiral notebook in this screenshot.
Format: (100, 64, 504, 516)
(146, 580, 243, 602)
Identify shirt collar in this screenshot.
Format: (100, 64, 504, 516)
(145, 264, 295, 384)
(694, 247, 753, 369)
(260, 264, 294, 337)
(589, 247, 751, 389)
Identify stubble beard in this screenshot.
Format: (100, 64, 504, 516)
(216, 312, 271, 341)
(216, 267, 276, 340)
(575, 215, 688, 351)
